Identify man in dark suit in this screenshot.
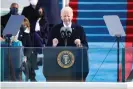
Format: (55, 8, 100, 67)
(47, 6, 88, 81)
(47, 6, 88, 48)
(1, 3, 19, 37)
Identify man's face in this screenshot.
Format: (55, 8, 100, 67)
(61, 11, 73, 26)
(10, 4, 19, 15)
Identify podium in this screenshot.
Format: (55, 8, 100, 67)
(43, 47, 89, 82)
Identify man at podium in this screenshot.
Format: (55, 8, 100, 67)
(45, 6, 89, 82)
(47, 6, 88, 48)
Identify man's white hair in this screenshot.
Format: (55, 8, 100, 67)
(61, 6, 73, 16)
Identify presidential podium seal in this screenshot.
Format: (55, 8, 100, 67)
(57, 51, 75, 68)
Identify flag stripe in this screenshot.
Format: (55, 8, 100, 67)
(119, 0, 133, 81)
(69, 0, 78, 23)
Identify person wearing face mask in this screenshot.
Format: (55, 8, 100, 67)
(38, 0, 61, 30)
(47, 6, 88, 48)
(18, 18, 38, 81)
(22, 0, 40, 33)
(34, 7, 49, 45)
(21, 0, 46, 46)
(1, 3, 19, 37)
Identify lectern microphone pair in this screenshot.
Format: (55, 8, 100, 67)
(60, 27, 72, 46)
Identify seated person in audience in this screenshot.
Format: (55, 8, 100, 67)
(1, 3, 19, 37)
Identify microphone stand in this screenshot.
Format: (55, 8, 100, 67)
(64, 28, 72, 47)
(5, 34, 12, 47)
(5, 34, 12, 80)
(64, 38, 67, 47)
(64, 29, 68, 47)
(5, 34, 16, 81)
(116, 35, 120, 82)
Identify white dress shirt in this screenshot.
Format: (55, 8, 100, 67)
(63, 22, 72, 28)
(35, 18, 41, 32)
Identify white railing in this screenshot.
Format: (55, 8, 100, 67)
(1, 82, 128, 89)
(127, 82, 133, 89)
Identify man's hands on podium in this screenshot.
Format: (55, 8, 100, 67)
(52, 38, 82, 47)
(52, 38, 59, 47)
(74, 39, 82, 47)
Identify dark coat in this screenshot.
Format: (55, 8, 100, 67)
(47, 23, 88, 48)
(22, 5, 49, 45)
(1, 13, 11, 37)
(32, 17, 49, 45)
(38, 0, 61, 25)
(18, 27, 38, 69)
(21, 5, 39, 33)
(1, 12, 19, 37)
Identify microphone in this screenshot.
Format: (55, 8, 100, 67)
(60, 27, 72, 46)
(60, 27, 66, 38)
(66, 27, 72, 37)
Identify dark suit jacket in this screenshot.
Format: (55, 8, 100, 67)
(47, 23, 88, 48)
(1, 13, 11, 37)
(46, 23, 89, 81)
